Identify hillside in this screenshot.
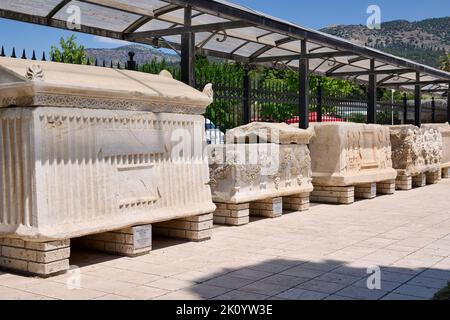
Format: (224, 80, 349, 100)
(85, 44, 179, 66)
(320, 17, 450, 67)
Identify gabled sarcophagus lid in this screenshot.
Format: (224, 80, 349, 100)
(0, 57, 213, 113)
(0, 57, 215, 241)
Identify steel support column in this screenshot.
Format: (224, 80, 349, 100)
(299, 39, 309, 129)
(317, 79, 323, 123)
(181, 6, 195, 86)
(415, 72, 422, 127)
(367, 59, 377, 124)
(431, 97, 436, 123)
(447, 84, 450, 124)
(243, 65, 251, 124)
(403, 93, 408, 124)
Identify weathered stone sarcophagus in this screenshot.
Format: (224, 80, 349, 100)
(308, 123, 397, 204)
(389, 125, 443, 189)
(422, 123, 450, 178)
(0, 57, 215, 275)
(208, 122, 313, 226)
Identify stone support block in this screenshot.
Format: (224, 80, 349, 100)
(283, 193, 310, 212)
(0, 238, 70, 277)
(412, 173, 426, 187)
(250, 197, 283, 218)
(395, 175, 412, 190)
(153, 213, 213, 242)
(81, 224, 152, 257)
(442, 167, 450, 179)
(376, 180, 396, 195)
(426, 170, 440, 185)
(310, 186, 354, 205)
(213, 203, 250, 226)
(355, 183, 377, 199)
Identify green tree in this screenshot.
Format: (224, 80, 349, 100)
(50, 35, 90, 64)
(439, 53, 450, 72)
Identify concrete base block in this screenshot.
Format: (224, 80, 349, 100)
(213, 203, 250, 226)
(310, 186, 354, 205)
(396, 175, 412, 190)
(412, 173, 426, 187)
(250, 197, 283, 218)
(0, 238, 70, 277)
(80, 224, 152, 257)
(153, 213, 213, 242)
(283, 193, 310, 212)
(442, 167, 450, 179)
(355, 183, 377, 199)
(426, 170, 440, 185)
(377, 180, 396, 195)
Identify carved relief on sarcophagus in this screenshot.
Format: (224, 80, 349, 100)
(308, 123, 397, 187)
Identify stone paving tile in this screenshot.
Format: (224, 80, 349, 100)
(226, 268, 273, 281)
(114, 285, 169, 300)
(239, 281, 293, 297)
(146, 278, 195, 291)
(417, 269, 450, 281)
(393, 284, 439, 299)
(315, 272, 362, 286)
(275, 288, 328, 300)
(24, 281, 106, 300)
(212, 290, 270, 300)
(203, 275, 255, 290)
(405, 275, 450, 289)
(0, 285, 55, 300)
(381, 293, 422, 300)
(296, 279, 349, 294)
(181, 284, 231, 299)
(280, 266, 326, 279)
(335, 285, 388, 300)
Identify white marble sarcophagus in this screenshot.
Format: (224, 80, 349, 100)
(308, 123, 397, 204)
(0, 57, 215, 275)
(208, 122, 314, 226)
(389, 125, 443, 189)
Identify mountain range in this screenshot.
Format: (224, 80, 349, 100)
(85, 17, 450, 69)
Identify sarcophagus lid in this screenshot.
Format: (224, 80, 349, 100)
(0, 57, 213, 114)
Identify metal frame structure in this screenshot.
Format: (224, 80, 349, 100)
(1, 0, 449, 128)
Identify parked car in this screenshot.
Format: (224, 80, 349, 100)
(205, 119, 225, 144)
(285, 111, 346, 124)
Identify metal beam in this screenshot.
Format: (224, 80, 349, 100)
(299, 39, 309, 129)
(380, 80, 449, 87)
(181, 6, 195, 87)
(415, 72, 422, 127)
(243, 65, 251, 124)
(125, 20, 253, 40)
(367, 59, 377, 124)
(250, 51, 355, 63)
(330, 68, 416, 77)
(46, 0, 71, 19)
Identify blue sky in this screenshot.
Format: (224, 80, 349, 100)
(0, 0, 449, 57)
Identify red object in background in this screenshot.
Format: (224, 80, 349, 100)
(285, 111, 346, 124)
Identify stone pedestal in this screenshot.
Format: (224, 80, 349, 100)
(0, 239, 70, 277)
(355, 183, 377, 199)
(283, 193, 310, 212)
(153, 213, 213, 242)
(310, 186, 355, 205)
(213, 203, 250, 226)
(426, 170, 440, 185)
(443, 167, 450, 179)
(396, 175, 412, 190)
(79, 225, 152, 257)
(250, 197, 283, 218)
(377, 180, 396, 195)
(412, 173, 427, 187)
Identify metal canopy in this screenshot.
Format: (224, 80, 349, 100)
(1, 0, 449, 94)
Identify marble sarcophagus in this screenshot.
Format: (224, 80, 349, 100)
(389, 125, 443, 189)
(0, 57, 215, 275)
(308, 123, 397, 204)
(208, 122, 314, 226)
(422, 123, 450, 178)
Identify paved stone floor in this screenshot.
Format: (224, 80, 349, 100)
(1, 180, 450, 300)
